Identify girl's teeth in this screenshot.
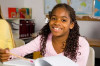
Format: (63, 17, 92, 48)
(54, 28, 60, 30)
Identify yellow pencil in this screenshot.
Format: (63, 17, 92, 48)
(9, 53, 34, 63)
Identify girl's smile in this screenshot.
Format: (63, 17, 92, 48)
(52, 26, 62, 32)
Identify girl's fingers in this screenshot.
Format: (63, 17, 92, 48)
(0, 49, 6, 54)
(0, 53, 10, 57)
(0, 56, 9, 60)
(0, 59, 8, 62)
(5, 48, 10, 53)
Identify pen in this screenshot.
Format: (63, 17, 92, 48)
(9, 53, 34, 63)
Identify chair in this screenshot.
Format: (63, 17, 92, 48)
(14, 38, 25, 47)
(33, 51, 42, 59)
(86, 47, 95, 66)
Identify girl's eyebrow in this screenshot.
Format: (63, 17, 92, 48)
(51, 15, 68, 19)
(51, 15, 56, 17)
(62, 16, 68, 19)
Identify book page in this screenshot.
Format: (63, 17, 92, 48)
(35, 59, 52, 66)
(35, 55, 78, 66)
(3, 58, 35, 66)
(2, 55, 78, 66)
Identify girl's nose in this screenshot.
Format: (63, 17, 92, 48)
(54, 19, 61, 25)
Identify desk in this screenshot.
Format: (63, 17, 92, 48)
(87, 39, 100, 47)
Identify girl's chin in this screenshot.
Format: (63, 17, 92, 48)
(52, 33, 62, 37)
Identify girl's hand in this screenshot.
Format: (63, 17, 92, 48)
(0, 48, 10, 62)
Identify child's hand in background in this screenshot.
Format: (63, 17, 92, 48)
(0, 48, 10, 62)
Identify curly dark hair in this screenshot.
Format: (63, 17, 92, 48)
(0, 6, 3, 19)
(39, 3, 80, 61)
(0, 7, 3, 19)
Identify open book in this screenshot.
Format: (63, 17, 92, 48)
(1, 55, 78, 66)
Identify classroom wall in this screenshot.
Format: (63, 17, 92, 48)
(24, 0, 46, 32)
(0, 0, 24, 19)
(0, 0, 100, 58)
(78, 21, 100, 39)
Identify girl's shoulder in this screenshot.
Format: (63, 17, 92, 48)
(78, 36, 90, 47)
(79, 36, 88, 41)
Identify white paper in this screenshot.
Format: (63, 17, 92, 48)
(35, 55, 78, 66)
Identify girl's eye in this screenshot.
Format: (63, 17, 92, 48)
(51, 17, 56, 20)
(61, 19, 67, 22)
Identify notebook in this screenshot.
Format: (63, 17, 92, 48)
(2, 55, 78, 66)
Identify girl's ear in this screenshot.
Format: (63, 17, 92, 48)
(70, 22, 74, 29)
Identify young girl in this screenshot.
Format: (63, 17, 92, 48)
(0, 3, 89, 66)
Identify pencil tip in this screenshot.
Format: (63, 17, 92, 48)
(30, 60, 33, 63)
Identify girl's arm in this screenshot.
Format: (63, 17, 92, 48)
(10, 35, 41, 59)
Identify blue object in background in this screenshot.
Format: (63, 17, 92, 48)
(94, 0, 100, 17)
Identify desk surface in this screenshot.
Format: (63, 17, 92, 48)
(87, 39, 100, 47)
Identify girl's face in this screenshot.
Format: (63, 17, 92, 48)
(49, 7, 74, 37)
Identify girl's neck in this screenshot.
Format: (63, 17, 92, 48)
(52, 35, 68, 45)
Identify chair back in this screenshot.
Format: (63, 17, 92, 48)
(14, 38, 25, 47)
(86, 47, 95, 66)
(33, 51, 43, 59)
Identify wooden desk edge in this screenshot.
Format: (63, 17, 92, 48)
(87, 39, 100, 47)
